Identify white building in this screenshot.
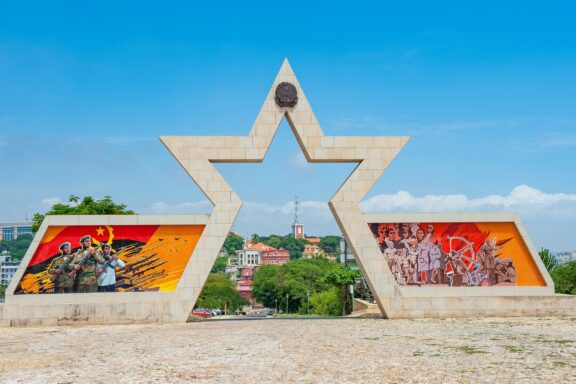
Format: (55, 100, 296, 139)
(236, 248, 261, 267)
(0, 251, 21, 286)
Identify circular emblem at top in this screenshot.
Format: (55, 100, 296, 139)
(275, 82, 298, 107)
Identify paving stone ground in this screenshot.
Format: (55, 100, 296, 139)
(0, 317, 575, 383)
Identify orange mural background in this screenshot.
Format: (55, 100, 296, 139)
(15, 224, 205, 294)
(475, 222, 544, 286)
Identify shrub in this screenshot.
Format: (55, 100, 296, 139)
(309, 287, 342, 316)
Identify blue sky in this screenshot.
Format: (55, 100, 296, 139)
(1, 1, 576, 251)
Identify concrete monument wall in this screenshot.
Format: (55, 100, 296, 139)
(2, 59, 575, 326)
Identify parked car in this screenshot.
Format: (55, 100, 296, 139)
(192, 308, 213, 318)
(246, 309, 272, 317)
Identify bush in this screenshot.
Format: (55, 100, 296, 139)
(552, 261, 576, 295)
(309, 287, 342, 316)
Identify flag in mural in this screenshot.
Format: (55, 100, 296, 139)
(15, 224, 204, 294)
(368, 222, 545, 287)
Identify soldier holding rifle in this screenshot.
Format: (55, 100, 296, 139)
(96, 243, 127, 292)
(70, 235, 105, 293)
(48, 242, 75, 293)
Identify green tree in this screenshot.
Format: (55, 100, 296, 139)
(223, 232, 244, 256)
(323, 266, 361, 315)
(265, 235, 282, 249)
(320, 235, 341, 253)
(252, 258, 340, 313)
(551, 261, 576, 295)
(251, 264, 282, 308)
(0, 234, 34, 261)
(211, 256, 229, 274)
(539, 247, 558, 273)
(279, 237, 309, 260)
(0, 285, 6, 299)
(196, 273, 247, 312)
(32, 195, 135, 232)
(251, 233, 261, 244)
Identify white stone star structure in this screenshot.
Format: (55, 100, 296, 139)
(161, 59, 409, 318)
(3, 60, 573, 327)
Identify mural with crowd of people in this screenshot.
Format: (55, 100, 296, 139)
(369, 222, 545, 287)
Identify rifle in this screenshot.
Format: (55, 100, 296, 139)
(50, 256, 74, 282)
(69, 249, 96, 279)
(96, 255, 123, 278)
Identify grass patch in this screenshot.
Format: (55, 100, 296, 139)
(504, 346, 523, 353)
(539, 339, 574, 344)
(413, 350, 424, 356)
(454, 345, 488, 355)
(361, 337, 379, 341)
(553, 361, 568, 367)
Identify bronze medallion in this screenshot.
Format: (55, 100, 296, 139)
(275, 82, 298, 107)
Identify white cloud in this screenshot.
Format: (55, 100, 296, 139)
(145, 199, 336, 236)
(148, 200, 213, 214)
(361, 185, 576, 219)
(326, 116, 524, 136)
(290, 151, 311, 169)
(41, 197, 62, 206)
(142, 186, 576, 249)
(507, 133, 576, 153)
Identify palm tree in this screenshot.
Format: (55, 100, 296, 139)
(539, 247, 558, 273)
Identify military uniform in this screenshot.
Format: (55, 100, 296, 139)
(49, 254, 75, 293)
(71, 248, 105, 293)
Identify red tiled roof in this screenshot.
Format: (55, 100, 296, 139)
(248, 242, 277, 251)
(237, 285, 253, 292)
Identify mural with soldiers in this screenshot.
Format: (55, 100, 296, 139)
(369, 222, 544, 287)
(14, 224, 204, 294)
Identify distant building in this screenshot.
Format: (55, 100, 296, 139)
(237, 248, 261, 267)
(0, 251, 12, 264)
(234, 242, 290, 305)
(225, 255, 239, 278)
(292, 196, 305, 238)
(0, 250, 20, 286)
(0, 222, 33, 241)
(339, 238, 356, 268)
(555, 251, 576, 264)
(293, 223, 305, 239)
(236, 279, 254, 300)
(303, 243, 323, 258)
(261, 247, 290, 265)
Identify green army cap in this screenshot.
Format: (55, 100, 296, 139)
(80, 235, 91, 243)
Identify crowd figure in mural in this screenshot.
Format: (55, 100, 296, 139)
(371, 223, 517, 287)
(49, 235, 128, 293)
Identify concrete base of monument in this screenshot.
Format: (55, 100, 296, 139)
(2, 295, 575, 327)
(379, 294, 576, 319)
(0, 300, 194, 327)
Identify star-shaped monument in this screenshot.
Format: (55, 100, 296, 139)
(161, 59, 409, 317)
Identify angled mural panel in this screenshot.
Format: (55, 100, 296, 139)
(14, 224, 204, 294)
(368, 221, 545, 288)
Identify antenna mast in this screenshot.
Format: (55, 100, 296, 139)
(294, 195, 299, 225)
